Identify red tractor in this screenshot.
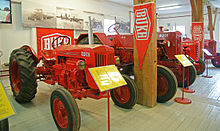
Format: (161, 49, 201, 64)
(182, 38, 205, 75)
(157, 29, 197, 87)
(204, 39, 220, 68)
(9, 36, 138, 131)
(77, 24, 177, 103)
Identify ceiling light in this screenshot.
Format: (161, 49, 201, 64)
(158, 5, 182, 11)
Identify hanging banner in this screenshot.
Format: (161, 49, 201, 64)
(133, 2, 155, 69)
(36, 28, 74, 57)
(192, 22, 204, 46)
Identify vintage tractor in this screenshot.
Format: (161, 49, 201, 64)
(182, 38, 205, 75)
(9, 36, 138, 131)
(77, 24, 177, 103)
(204, 39, 220, 68)
(157, 28, 197, 87)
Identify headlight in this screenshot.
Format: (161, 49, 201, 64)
(115, 56, 120, 65)
(77, 60, 86, 70)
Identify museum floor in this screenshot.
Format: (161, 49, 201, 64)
(1, 63, 220, 131)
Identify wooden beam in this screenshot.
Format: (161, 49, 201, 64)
(190, 0, 204, 58)
(133, 0, 157, 107)
(207, 6, 214, 40)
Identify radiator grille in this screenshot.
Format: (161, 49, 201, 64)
(95, 53, 114, 67)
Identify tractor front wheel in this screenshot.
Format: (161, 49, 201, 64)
(197, 58, 205, 75)
(211, 53, 220, 68)
(178, 66, 197, 87)
(110, 74, 138, 109)
(9, 49, 37, 103)
(0, 119, 9, 131)
(50, 87, 81, 131)
(157, 65, 177, 103)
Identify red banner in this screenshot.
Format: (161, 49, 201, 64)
(192, 22, 204, 46)
(36, 28, 74, 57)
(133, 2, 155, 69)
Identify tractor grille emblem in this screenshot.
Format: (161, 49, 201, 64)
(41, 33, 71, 50)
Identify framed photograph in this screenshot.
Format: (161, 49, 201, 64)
(0, 0, 12, 23)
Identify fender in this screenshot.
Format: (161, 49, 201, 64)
(20, 45, 39, 64)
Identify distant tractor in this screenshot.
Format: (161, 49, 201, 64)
(157, 27, 197, 87)
(182, 38, 205, 75)
(77, 23, 177, 103)
(9, 36, 138, 131)
(204, 39, 220, 68)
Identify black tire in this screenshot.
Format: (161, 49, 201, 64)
(110, 74, 138, 109)
(178, 66, 197, 87)
(197, 58, 205, 75)
(211, 53, 220, 68)
(50, 87, 80, 131)
(157, 65, 177, 103)
(0, 119, 9, 131)
(9, 49, 37, 103)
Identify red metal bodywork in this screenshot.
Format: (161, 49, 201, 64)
(23, 44, 115, 100)
(182, 39, 201, 71)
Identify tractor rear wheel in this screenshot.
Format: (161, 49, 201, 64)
(110, 74, 138, 109)
(9, 49, 37, 103)
(178, 66, 197, 87)
(0, 119, 9, 131)
(51, 87, 81, 131)
(211, 53, 220, 68)
(157, 65, 177, 103)
(197, 58, 205, 75)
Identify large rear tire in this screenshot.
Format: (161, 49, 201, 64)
(50, 87, 81, 131)
(157, 65, 177, 103)
(178, 66, 197, 87)
(110, 74, 138, 109)
(211, 53, 220, 68)
(0, 119, 9, 131)
(9, 49, 37, 103)
(197, 58, 205, 75)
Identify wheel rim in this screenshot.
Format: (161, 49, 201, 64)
(53, 98, 69, 129)
(157, 73, 169, 96)
(112, 85, 130, 104)
(10, 59, 21, 94)
(213, 58, 220, 66)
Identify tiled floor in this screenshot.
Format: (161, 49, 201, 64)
(1, 63, 220, 131)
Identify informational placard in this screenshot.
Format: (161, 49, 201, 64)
(89, 65, 127, 92)
(133, 2, 155, 69)
(202, 49, 212, 56)
(175, 55, 193, 67)
(0, 82, 15, 120)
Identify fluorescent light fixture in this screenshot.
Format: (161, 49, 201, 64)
(158, 5, 182, 11)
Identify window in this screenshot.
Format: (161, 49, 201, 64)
(173, 25, 186, 36)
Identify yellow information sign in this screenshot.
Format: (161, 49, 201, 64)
(0, 82, 15, 120)
(89, 65, 127, 92)
(175, 55, 193, 67)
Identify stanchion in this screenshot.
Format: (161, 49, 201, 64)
(107, 91, 110, 131)
(174, 66, 192, 104)
(202, 59, 213, 78)
(182, 67, 195, 93)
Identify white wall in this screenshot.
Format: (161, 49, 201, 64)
(0, 0, 132, 64)
(158, 11, 220, 53)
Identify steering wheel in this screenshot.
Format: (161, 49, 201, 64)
(52, 36, 70, 49)
(108, 23, 120, 33)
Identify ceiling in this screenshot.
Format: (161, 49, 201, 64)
(107, 0, 220, 14)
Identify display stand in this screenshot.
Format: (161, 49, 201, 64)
(182, 67, 195, 93)
(202, 49, 213, 78)
(89, 65, 127, 131)
(174, 55, 193, 104)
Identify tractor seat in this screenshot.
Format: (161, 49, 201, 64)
(41, 50, 56, 60)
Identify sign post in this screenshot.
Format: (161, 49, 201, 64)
(174, 55, 194, 104)
(89, 65, 127, 131)
(202, 49, 213, 78)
